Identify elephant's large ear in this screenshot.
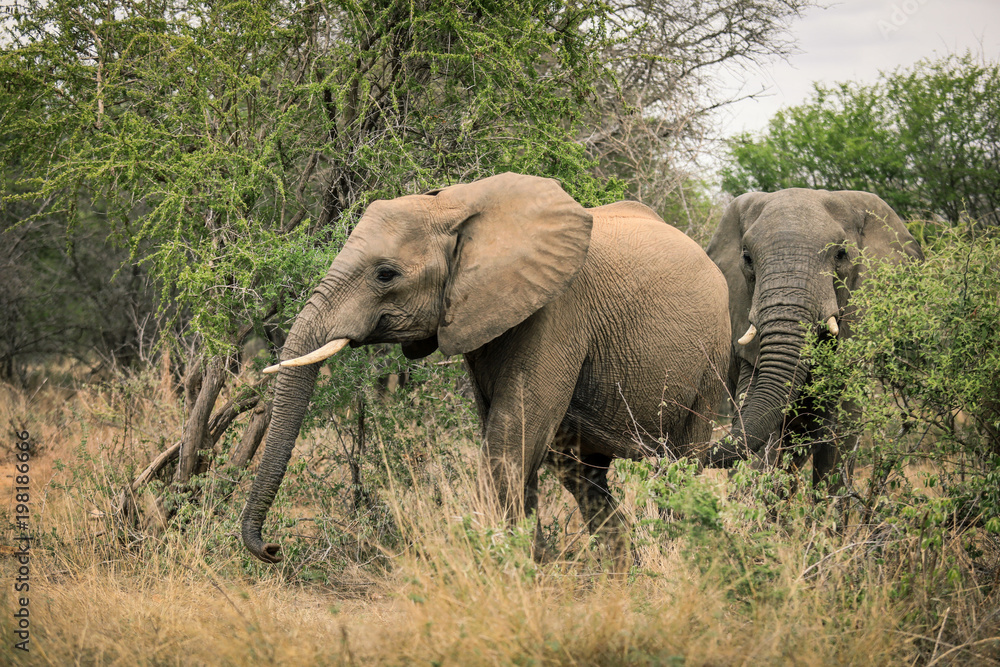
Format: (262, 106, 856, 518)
(431, 172, 593, 356)
(837, 191, 924, 266)
(706, 192, 767, 354)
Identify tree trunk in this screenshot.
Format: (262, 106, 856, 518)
(175, 356, 227, 483)
(347, 393, 372, 513)
(228, 400, 273, 469)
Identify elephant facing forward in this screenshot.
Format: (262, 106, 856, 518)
(707, 188, 923, 485)
(241, 172, 731, 563)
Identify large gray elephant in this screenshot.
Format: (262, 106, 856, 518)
(241, 172, 731, 563)
(706, 188, 923, 484)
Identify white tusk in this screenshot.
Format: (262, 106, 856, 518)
(827, 316, 839, 337)
(737, 324, 757, 346)
(280, 338, 350, 367)
(262, 338, 351, 373)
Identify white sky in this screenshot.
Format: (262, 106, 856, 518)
(715, 0, 1000, 137)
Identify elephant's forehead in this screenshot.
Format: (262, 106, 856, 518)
(349, 196, 436, 256)
(747, 194, 852, 242)
(757, 190, 861, 226)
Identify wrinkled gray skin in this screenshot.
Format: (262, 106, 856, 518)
(241, 172, 731, 563)
(706, 188, 923, 484)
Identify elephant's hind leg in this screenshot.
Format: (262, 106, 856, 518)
(546, 426, 628, 559)
(681, 367, 726, 460)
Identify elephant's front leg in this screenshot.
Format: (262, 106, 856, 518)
(731, 358, 758, 452)
(480, 382, 574, 523)
(469, 338, 582, 526)
(708, 358, 757, 467)
(812, 398, 860, 492)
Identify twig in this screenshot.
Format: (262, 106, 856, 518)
(177, 560, 249, 625)
(891, 630, 1000, 667)
(927, 636, 1000, 667)
(930, 607, 951, 664)
(130, 441, 181, 492)
(798, 540, 879, 580)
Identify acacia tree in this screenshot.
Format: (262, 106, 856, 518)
(1, 0, 819, 515)
(722, 52, 1000, 228)
(1, 0, 618, 491)
(583, 0, 815, 232)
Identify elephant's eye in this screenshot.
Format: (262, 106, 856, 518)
(742, 250, 753, 268)
(836, 247, 849, 262)
(375, 267, 399, 283)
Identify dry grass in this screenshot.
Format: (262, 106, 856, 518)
(2, 369, 999, 666)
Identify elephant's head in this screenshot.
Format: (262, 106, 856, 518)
(241, 172, 593, 563)
(707, 188, 923, 461)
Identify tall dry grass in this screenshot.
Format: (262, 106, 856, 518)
(1, 368, 998, 665)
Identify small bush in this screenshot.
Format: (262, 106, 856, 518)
(807, 225, 1000, 532)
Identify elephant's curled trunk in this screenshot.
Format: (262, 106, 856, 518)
(241, 328, 324, 563)
(729, 303, 813, 461)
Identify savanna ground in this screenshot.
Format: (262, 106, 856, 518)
(2, 346, 999, 666)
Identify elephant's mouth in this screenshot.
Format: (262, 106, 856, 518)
(370, 312, 404, 341)
(355, 312, 438, 347)
(354, 311, 411, 342)
(740, 315, 840, 349)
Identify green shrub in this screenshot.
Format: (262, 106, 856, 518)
(806, 225, 1000, 532)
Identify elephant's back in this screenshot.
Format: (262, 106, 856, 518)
(561, 204, 730, 457)
(586, 201, 718, 273)
(587, 200, 663, 222)
(582, 203, 728, 324)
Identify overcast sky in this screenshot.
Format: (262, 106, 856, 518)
(715, 0, 1000, 137)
